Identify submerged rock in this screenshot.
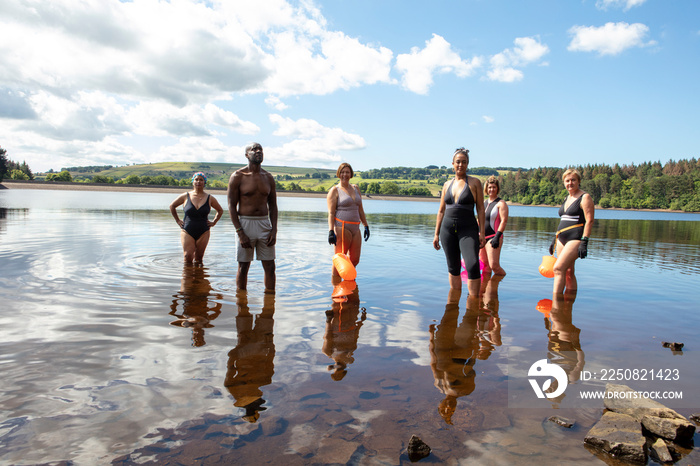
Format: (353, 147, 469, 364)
(642, 414, 696, 444)
(407, 435, 431, 462)
(548, 415, 574, 428)
(584, 411, 647, 464)
(649, 438, 674, 464)
(603, 383, 686, 422)
(661, 341, 684, 351)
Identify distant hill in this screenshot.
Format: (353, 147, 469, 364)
(59, 162, 337, 183)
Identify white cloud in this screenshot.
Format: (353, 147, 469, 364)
(263, 30, 394, 97)
(568, 22, 655, 56)
(265, 96, 289, 111)
(482, 116, 495, 123)
(0, 0, 402, 171)
(487, 37, 549, 83)
(595, 0, 647, 11)
(267, 114, 365, 165)
(395, 34, 483, 94)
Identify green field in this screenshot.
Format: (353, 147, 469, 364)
(49, 161, 465, 196)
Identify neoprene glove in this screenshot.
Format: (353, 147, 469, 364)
(364, 225, 370, 242)
(548, 237, 556, 255)
(578, 237, 589, 259)
(328, 230, 337, 245)
(490, 231, 502, 249)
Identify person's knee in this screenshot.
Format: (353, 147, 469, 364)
(262, 261, 275, 273)
(238, 262, 251, 273)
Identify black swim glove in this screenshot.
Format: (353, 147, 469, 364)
(578, 237, 589, 259)
(548, 237, 556, 255)
(364, 225, 370, 242)
(328, 230, 337, 245)
(490, 231, 502, 249)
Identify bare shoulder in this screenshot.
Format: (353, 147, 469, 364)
(228, 168, 246, 186)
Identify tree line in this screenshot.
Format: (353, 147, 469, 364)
(497, 159, 700, 212)
(3, 146, 699, 211)
(0, 146, 34, 181)
(361, 165, 498, 180)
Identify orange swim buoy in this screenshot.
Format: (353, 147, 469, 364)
(333, 253, 357, 281)
(332, 279, 356, 298)
(539, 255, 556, 278)
(536, 298, 552, 318)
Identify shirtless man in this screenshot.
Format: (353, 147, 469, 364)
(228, 143, 278, 292)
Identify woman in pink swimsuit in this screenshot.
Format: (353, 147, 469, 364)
(326, 163, 370, 278)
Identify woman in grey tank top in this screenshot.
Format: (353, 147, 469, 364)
(326, 163, 370, 279)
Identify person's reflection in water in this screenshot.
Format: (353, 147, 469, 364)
(224, 291, 276, 423)
(430, 288, 502, 425)
(542, 290, 584, 406)
(169, 264, 223, 347)
(323, 285, 366, 381)
(477, 274, 503, 359)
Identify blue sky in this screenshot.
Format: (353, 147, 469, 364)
(1, 0, 698, 173)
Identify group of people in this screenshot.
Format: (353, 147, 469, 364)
(169, 144, 594, 296)
(169, 143, 278, 292)
(433, 147, 594, 296)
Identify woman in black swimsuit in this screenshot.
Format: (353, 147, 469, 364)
(550, 169, 594, 295)
(433, 148, 485, 296)
(170, 172, 224, 263)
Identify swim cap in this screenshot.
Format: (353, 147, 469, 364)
(192, 172, 207, 183)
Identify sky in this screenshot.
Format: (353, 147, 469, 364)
(1, 0, 699, 174)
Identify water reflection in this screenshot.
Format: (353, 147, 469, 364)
(537, 291, 585, 406)
(429, 284, 503, 425)
(323, 283, 366, 381)
(224, 291, 276, 423)
(168, 264, 223, 347)
(508, 216, 700, 274)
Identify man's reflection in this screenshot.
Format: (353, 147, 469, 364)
(323, 285, 365, 381)
(224, 291, 276, 423)
(430, 287, 502, 425)
(540, 290, 584, 405)
(169, 264, 222, 347)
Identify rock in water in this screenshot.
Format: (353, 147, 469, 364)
(407, 435, 431, 462)
(548, 415, 574, 428)
(584, 411, 647, 464)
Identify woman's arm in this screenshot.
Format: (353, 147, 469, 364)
(581, 193, 595, 238)
(497, 200, 509, 232)
(472, 177, 486, 243)
(355, 185, 368, 227)
(433, 181, 449, 250)
(169, 193, 186, 226)
(208, 195, 224, 227)
(327, 186, 338, 230)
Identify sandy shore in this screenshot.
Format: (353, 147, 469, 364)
(0, 180, 438, 202)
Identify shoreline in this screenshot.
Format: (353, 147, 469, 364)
(0, 180, 435, 202)
(0, 180, 693, 213)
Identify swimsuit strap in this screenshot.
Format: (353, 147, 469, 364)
(335, 217, 361, 251)
(556, 223, 584, 237)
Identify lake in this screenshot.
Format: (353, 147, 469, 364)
(1, 188, 699, 465)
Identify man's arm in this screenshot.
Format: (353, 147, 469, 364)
(227, 171, 242, 230)
(266, 172, 278, 246)
(228, 171, 251, 248)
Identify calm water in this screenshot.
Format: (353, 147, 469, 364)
(1, 188, 699, 465)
